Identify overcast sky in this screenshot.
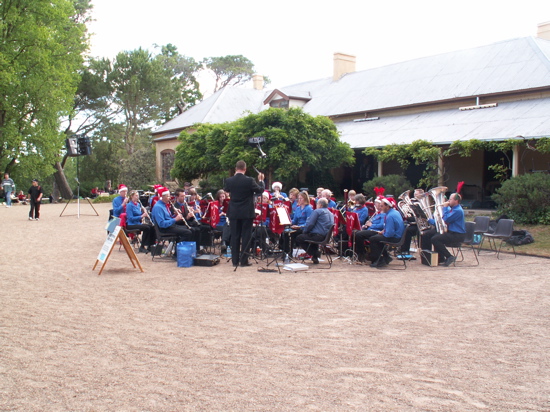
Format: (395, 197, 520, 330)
(88, 0, 550, 94)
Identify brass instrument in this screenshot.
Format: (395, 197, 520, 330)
(414, 189, 436, 232)
(397, 190, 415, 219)
(428, 186, 448, 234)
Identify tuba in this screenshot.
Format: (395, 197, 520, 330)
(414, 189, 435, 232)
(428, 186, 448, 234)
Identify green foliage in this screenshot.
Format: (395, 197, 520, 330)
(92, 193, 118, 204)
(492, 173, 550, 224)
(364, 140, 440, 188)
(0, 0, 90, 176)
(203, 55, 255, 92)
(362, 175, 412, 199)
(198, 172, 229, 196)
(118, 146, 156, 190)
(173, 108, 355, 188)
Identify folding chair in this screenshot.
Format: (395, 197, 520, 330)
(374, 224, 410, 270)
(473, 216, 490, 255)
(482, 219, 516, 259)
(304, 224, 335, 269)
(449, 221, 479, 266)
(151, 221, 178, 261)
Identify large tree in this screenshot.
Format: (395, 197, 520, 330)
(173, 107, 355, 187)
(0, 0, 90, 177)
(203, 55, 255, 92)
(108, 46, 202, 155)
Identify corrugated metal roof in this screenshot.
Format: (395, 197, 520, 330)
(338, 98, 550, 148)
(154, 37, 550, 147)
(301, 37, 550, 117)
(154, 88, 268, 135)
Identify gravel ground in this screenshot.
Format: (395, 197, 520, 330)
(1, 202, 549, 411)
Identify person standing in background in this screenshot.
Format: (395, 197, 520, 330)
(2, 173, 15, 208)
(27, 179, 43, 220)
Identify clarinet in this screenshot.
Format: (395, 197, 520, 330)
(171, 200, 192, 230)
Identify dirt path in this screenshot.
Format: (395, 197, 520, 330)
(1, 202, 548, 411)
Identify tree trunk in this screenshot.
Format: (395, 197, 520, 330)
(53, 161, 73, 200)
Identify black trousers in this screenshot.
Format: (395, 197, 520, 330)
(230, 218, 254, 266)
(159, 225, 193, 244)
(296, 232, 324, 257)
(29, 200, 41, 219)
(126, 223, 155, 248)
(422, 229, 465, 260)
(369, 234, 401, 262)
(353, 229, 379, 260)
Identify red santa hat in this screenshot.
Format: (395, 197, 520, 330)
(118, 184, 128, 192)
(160, 187, 170, 196)
(380, 197, 394, 208)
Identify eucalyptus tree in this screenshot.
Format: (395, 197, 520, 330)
(108, 46, 201, 155)
(0, 0, 90, 182)
(203, 55, 256, 92)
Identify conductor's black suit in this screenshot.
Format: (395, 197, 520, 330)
(224, 173, 265, 266)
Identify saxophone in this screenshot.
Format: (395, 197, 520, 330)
(428, 186, 448, 234)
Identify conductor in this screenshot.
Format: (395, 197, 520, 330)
(224, 160, 265, 267)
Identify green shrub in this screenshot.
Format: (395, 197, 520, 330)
(492, 173, 550, 224)
(363, 175, 412, 199)
(92, 194, 118, 204)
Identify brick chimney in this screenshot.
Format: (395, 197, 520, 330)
(252, 74, 264, 90)
(333, 52, 356, 81)
(537, 21, 550, 40)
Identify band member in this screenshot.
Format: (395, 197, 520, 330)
(126, 190, 155, 253)
(287, 188, 300, 218)
(151, 187, 193, 243)
(112, 184, 128, 218)
(315, 187, 324, 202)
(187, 188, 202, 221)
(253, 191, 276, 253)
(183, 182, 192, 195)
(271, 182, 287, 201)
(354, 198, 386, 263)
(149, 185, 163, 209)
(295, 197, 333, 264)
(346, 190, 357, 211)
(368, 198, 405, 268)
(321, 189, 337, 208)
(287, 191, 313, 254)
(352, 194, 369, 226)
(212, 189, 231, 252)
(223, 160, 265, 267)
(421, 193, 466, 267)
(174, 188, 209, 254)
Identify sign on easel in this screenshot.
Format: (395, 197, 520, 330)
(93, 226, 144, 275)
